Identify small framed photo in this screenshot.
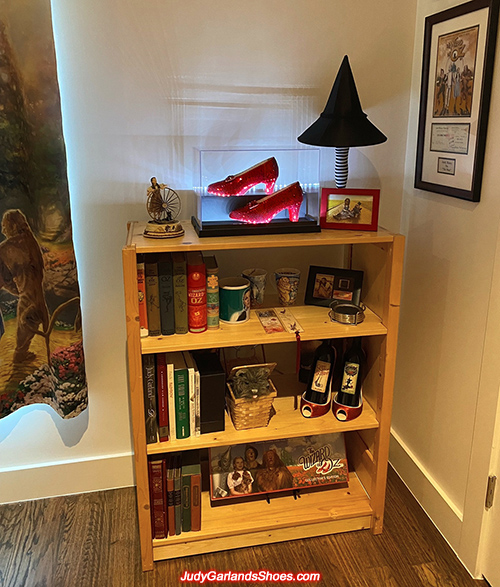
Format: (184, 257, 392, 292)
(320, 188, 380, 231)
(305, 265, 363, 307)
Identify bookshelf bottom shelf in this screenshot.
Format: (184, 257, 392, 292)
(152, 473, 372, 561)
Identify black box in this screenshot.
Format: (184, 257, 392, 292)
(192, 351, 226, 434)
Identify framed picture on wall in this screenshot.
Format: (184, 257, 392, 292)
(320, 188, 380, 231)
(414, 0, 500, 202)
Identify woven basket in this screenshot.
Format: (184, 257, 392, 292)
(226, 379, 277, 431)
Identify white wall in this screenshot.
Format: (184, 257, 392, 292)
(391, 0, 500, 575)
(0, 0, 416, 502)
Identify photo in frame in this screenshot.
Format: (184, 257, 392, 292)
(320, 188, 380, 231)
(304, 266, 363, 308)
(415, 0, 500, 202)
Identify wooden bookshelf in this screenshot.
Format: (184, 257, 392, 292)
(122, 220, 404, 571)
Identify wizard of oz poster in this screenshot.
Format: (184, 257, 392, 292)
(0, 0, 87, 419)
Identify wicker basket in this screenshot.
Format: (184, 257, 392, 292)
(226, 379, 277, 431)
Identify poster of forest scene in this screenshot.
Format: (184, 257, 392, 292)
(0, 0, 87, 419)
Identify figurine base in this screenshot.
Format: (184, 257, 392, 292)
(300, 392, 331, 418)
(143, 220, 184, 239)
(191, 215, 320, 238)
(332, 394, 363, 421)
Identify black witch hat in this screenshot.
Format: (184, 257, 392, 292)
(298, 55, 387, 148)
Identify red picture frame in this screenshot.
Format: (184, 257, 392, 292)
(320, 188, 380, 231)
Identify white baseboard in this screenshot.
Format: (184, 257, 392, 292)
(0, 452, 134, 504)
(389, 429, 463, 552)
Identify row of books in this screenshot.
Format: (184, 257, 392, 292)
(142, 351, 201, 443)
(149, 451, 201, 539)
(137, 252, 219, 337)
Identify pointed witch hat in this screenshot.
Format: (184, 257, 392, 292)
(298, 55, 387, 147)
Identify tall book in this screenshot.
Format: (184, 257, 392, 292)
(145, 254, 161, 336)
(172, 252, 188, 334)
(170, 352, 190, 439)
(137, 254, 149, 337)
(186, 251, 207, 333)
(158, 253, 175, 336)
(182, 351, 196, 438)
(204, 255, 219, 330)
(156, 353, 169, 442)
(190, 463, 202, 532)
(181, 451, 201, 533)
(142, 354, 158, 444)
(149, 458, 167, 539)
(166, 361, 176, 441)
(166, 454, 176, 537)
(174, 454, 182, 535)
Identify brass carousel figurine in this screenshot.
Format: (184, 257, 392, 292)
(143, 177, 184, 239)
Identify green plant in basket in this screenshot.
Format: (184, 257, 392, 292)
(232, 366, 273, 400)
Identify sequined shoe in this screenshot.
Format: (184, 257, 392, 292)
(229, 182, 303, 224)
(207, 157, 279, 197)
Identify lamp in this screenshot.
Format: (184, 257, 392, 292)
(297, 55, 386, 188)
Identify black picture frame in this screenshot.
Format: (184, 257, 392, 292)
(415, 0, 499, 202)
(304, 266, 363, 308)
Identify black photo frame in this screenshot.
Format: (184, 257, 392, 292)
(304, 266, 363, 308)
(415, 0, 499, 202)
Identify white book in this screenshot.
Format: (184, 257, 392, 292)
(183, 351, 197, 437)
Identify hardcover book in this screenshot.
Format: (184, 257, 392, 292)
(136, 254, 149, 337)
(203, 254, 219, 330)
(186, 251, 207, 333)
(172, 252, 188, 334)
(182, 351, 198, 437)
(149, 458, 167, 539)
(145, 254, 161, 336)
(173, 454, 182, 535)
(142, 354, 158, 444)
(156, 353, 169, 442)
(209, 433, 348, 502)
(166, 454, 176, 537)
(158, 252, 175, 336)
(170, 352, 190, 439)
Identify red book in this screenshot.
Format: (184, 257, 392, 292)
(156, 353, 169, 442)
(186, 251, 207, 333)
(149, 459, 166, 539)
(137, 254, 149, 337)
(191, 465, 202, 532)
(166, 455, 177, 536)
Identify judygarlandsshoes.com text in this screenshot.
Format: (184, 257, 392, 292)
(180, 570, 321, 584)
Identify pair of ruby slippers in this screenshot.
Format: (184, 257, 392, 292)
(207, 157, 303, 224)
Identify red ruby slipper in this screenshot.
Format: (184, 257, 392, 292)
(229, 182, 303, 224)
(207, 157, 279, 197)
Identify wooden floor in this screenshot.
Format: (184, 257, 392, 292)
(0, 466, 483, 587)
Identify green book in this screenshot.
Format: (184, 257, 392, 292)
(172, 252, 188, 334)
(171, 352, 190, 439)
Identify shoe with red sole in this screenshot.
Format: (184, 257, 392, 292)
(229, 182, 303, 224)
(207, 157, 279, 197)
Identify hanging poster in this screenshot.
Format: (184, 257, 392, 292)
(0, 0, 87, 419)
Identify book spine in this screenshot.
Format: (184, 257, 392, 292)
(137, 254, 149, 337)
(166, 456, 176, 537)
(174, 368, 190, 439)
(145, 256, 161, 336)
(181, 470, 192, 533)
(166, 362, 176, 440)
(194, 369, 201, 437)
(191, 471, 202, 532)
(205, 256, 219, 330)
(172, 253, 188, 334)
(174, 458, 182, 535)
(156, 353, 169, 442)
(149, 459, 166, 539)
(158, 253, 175, 336)
(183, 352, 196, 438)
(187, 254, 207, 333)
(142, 355, 158, 444)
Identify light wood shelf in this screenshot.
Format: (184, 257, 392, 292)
(146, 395, 379, 455)
(152, 474, 371, 560)
(122, 220, 405, 571)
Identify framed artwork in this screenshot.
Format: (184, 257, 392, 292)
(320, 188, 380, 231)
(415, 0, 500, 202)
(209, 434, 348, 502)
(304, 265, 363, 308)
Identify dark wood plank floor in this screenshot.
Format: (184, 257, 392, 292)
(0, 466, 483, 587)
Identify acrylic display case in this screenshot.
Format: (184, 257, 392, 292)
(192, 148, 320, 237)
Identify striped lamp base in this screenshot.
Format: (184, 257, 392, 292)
(334, 147, 350, 189)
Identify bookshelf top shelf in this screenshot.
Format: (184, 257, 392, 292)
(125, 220, 399, 254)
